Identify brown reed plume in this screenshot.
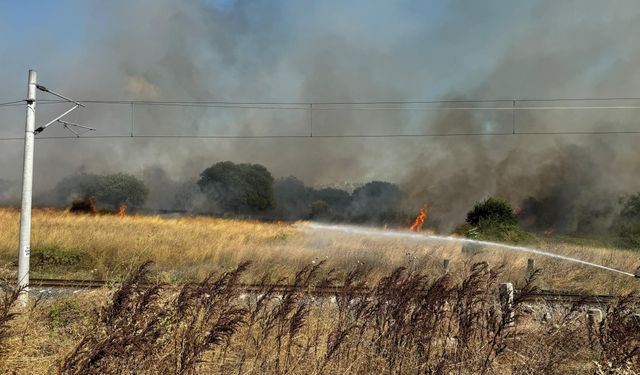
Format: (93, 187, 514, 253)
(33, 259, 640, 374)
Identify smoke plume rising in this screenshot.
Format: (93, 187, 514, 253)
(1, 1, 640, 232)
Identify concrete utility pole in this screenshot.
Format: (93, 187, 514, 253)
(16, 70, 91, 304)
(17, 70, 37, 302)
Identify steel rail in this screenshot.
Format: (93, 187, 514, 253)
(27, 278, 634, 304)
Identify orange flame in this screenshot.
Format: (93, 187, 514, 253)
(118, 203, 127, 218)
(409, 206, 427, 232)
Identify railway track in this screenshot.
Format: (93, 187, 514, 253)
(27, 278, 630, 305)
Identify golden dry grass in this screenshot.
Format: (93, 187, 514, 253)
(0, 208, 307, 281)
(0, 291, 104, 374)
(1, 261, 636, 375)
(0, 208, 638, 294)
(0, 292, 565, 374)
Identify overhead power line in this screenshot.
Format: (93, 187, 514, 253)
(3, 95, 640, 141)
(0, 100, 25, 107)
(4, 96, 640, 107)
(4, 98, 640, 115)
(2, 129, 640, 142)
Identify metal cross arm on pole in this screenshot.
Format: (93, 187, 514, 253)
(32, 82, 92, 135)
(34, 104, 79, 134)
(35, 84, 85, 107)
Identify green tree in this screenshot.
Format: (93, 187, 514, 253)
(96, 173, 149, 207)
(55, 173, 148, 208)
(198, 161, 275, 214)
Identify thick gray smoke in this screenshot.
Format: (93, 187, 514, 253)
(1, 1, 640, 232)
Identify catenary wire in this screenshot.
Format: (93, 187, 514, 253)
(1, 130, 640, 141)
(3, 96, 640, 140)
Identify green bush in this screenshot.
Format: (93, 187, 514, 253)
(466, 197, 516, 226)
(309, 200, 330, 219)
(477, 219, 536, 243)
(31, 245, 94, 271)
(49, 299, 82, 336)
(455, 219, 535, 244)
(458, 198, 535, 244)
(616, 225, 640, 250)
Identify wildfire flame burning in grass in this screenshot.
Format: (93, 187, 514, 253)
(409, 206, 427, 232)
(118, 204, 127, 218)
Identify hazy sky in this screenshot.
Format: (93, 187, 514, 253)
(1, 1, 640, 227)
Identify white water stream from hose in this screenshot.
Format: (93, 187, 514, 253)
(297, 222, 636, 278)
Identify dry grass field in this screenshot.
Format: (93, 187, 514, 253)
(0, 261, 637, 374)
(0, 208, 639, 373)
(0, 208, 638, 293)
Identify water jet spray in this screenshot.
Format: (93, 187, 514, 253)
(297, 222, 636, 278)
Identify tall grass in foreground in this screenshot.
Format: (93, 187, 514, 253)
(1, 262, 637, 374)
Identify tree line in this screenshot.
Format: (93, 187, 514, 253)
(52, 161, 410, 225)
(49, 161, 640, 249)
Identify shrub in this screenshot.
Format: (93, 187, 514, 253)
(614, 193, 640, 249)
(0, 280, 22, 354)
(466, 197, 516, 226)
(69, 197, 97, 214)
(460, 198, 535, 244)
(476, 220, 536, 243)
(617, 226, 640, 250)
(350, 181, 404, 224)
(49, 299, 83, 336)
(30, 245, 95, 272)
(309, 200, 330, 219)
